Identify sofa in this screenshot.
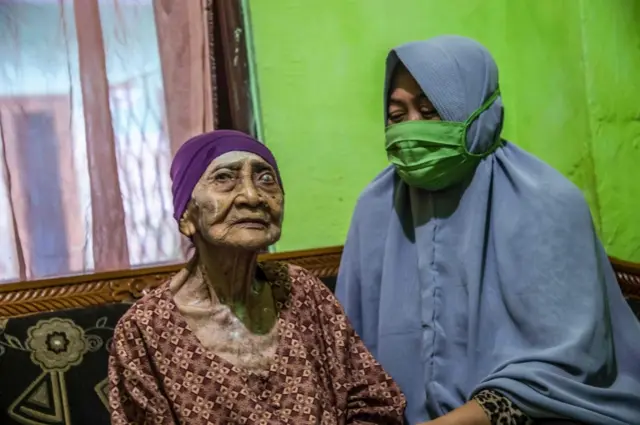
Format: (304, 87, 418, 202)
(0, 246, 638, 425)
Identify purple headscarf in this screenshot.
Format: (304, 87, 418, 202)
(170, 130, 282, 221)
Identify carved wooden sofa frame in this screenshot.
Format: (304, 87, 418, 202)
(0, 246, 638, 318)
(0, 246, 343, 317)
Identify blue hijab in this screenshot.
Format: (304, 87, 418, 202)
(336, 36, 640, 424)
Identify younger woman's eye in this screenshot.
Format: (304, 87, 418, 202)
(420, 106, 438, 120)
(388, 111, 405, 123)
(420, 105, 438, 120)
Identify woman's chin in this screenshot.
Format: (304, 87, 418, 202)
(211, 228, 281, 251)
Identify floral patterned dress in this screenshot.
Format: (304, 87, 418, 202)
(108, 262, 406, 425)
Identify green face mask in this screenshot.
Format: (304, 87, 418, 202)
(385, 89, 502, 191)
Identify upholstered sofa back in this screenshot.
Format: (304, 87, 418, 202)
(0, 247, 638, 425)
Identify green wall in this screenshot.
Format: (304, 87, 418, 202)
(249, 0, 640, 261)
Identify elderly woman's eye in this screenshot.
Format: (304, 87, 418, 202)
(214, 172, 234, 182)
(258, 172, 275, 184)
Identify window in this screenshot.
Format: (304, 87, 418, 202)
(0, 0, 256, 283)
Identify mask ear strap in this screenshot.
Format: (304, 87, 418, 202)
(464, 88, 501, 126)
(462, 88, 503, 158)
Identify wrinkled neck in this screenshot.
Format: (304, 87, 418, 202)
(193, 240, 258, 306)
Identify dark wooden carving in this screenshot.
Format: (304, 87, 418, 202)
(610, 257, 640, 300)
(0, 246, 343, 318)
(1, 246, 639, 318)
(209, 0, 255, 135)
(205, 0, 219, 129)
(0, 280, 113, 318)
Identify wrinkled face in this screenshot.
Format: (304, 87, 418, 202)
(387, 65, 441, 125)
(179, 151, 283, 250)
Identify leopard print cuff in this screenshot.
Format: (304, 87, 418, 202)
(473, 389, 533, 425)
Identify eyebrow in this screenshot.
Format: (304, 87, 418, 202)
(251, 161, 273, 172)
(211, 161, 243, 172)
(210, 158, 274, 173)
(388, 93, 430, 105)
(417, 93, 430, 101)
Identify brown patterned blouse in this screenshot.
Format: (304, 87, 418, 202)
(108, 262, 406, 425)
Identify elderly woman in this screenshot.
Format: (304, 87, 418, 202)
(336, 36, 640, 425)
(108, 130, 406, 424)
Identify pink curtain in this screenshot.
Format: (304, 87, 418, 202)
(0, 0, 213, 283)
(153, 0, 214, 156)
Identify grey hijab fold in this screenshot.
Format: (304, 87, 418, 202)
(337, 35, 640, 424)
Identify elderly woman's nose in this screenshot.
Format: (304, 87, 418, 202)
(237, 178, 261, 206)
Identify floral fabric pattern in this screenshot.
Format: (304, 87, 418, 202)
(27, 317, 88, 372)
(0, 304, 130, 425)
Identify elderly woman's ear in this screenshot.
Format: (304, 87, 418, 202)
(178, 204, 196, 237)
